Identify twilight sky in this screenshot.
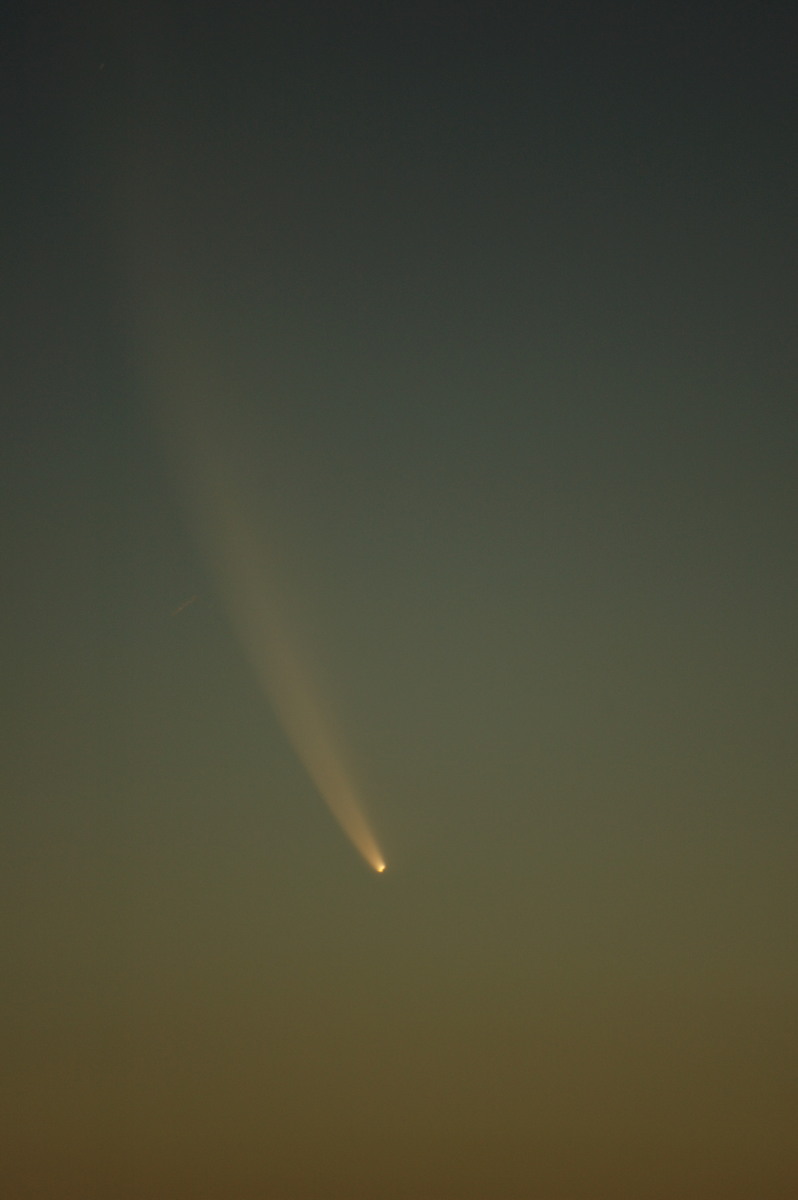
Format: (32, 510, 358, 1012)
(2, 3, 797, 1198)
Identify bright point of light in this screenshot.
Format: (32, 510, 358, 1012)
(376, 862, 386, 874)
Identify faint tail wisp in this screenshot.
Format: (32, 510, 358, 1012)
(163, 388, 386, 874)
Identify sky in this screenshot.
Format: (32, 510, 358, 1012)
(2, 3, 797, 1197)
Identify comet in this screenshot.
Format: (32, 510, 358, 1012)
(123, 170, 386, 874)
(157, 383, 387, 874)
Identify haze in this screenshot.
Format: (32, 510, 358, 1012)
(2, 4, 796, 1198)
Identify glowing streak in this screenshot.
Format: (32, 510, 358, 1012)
(171, 594, 198, 616)
(121, 169, 385, 872)
(165, 397, 386, 874)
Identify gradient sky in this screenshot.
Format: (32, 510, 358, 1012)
(2, 3, 797, 1198)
